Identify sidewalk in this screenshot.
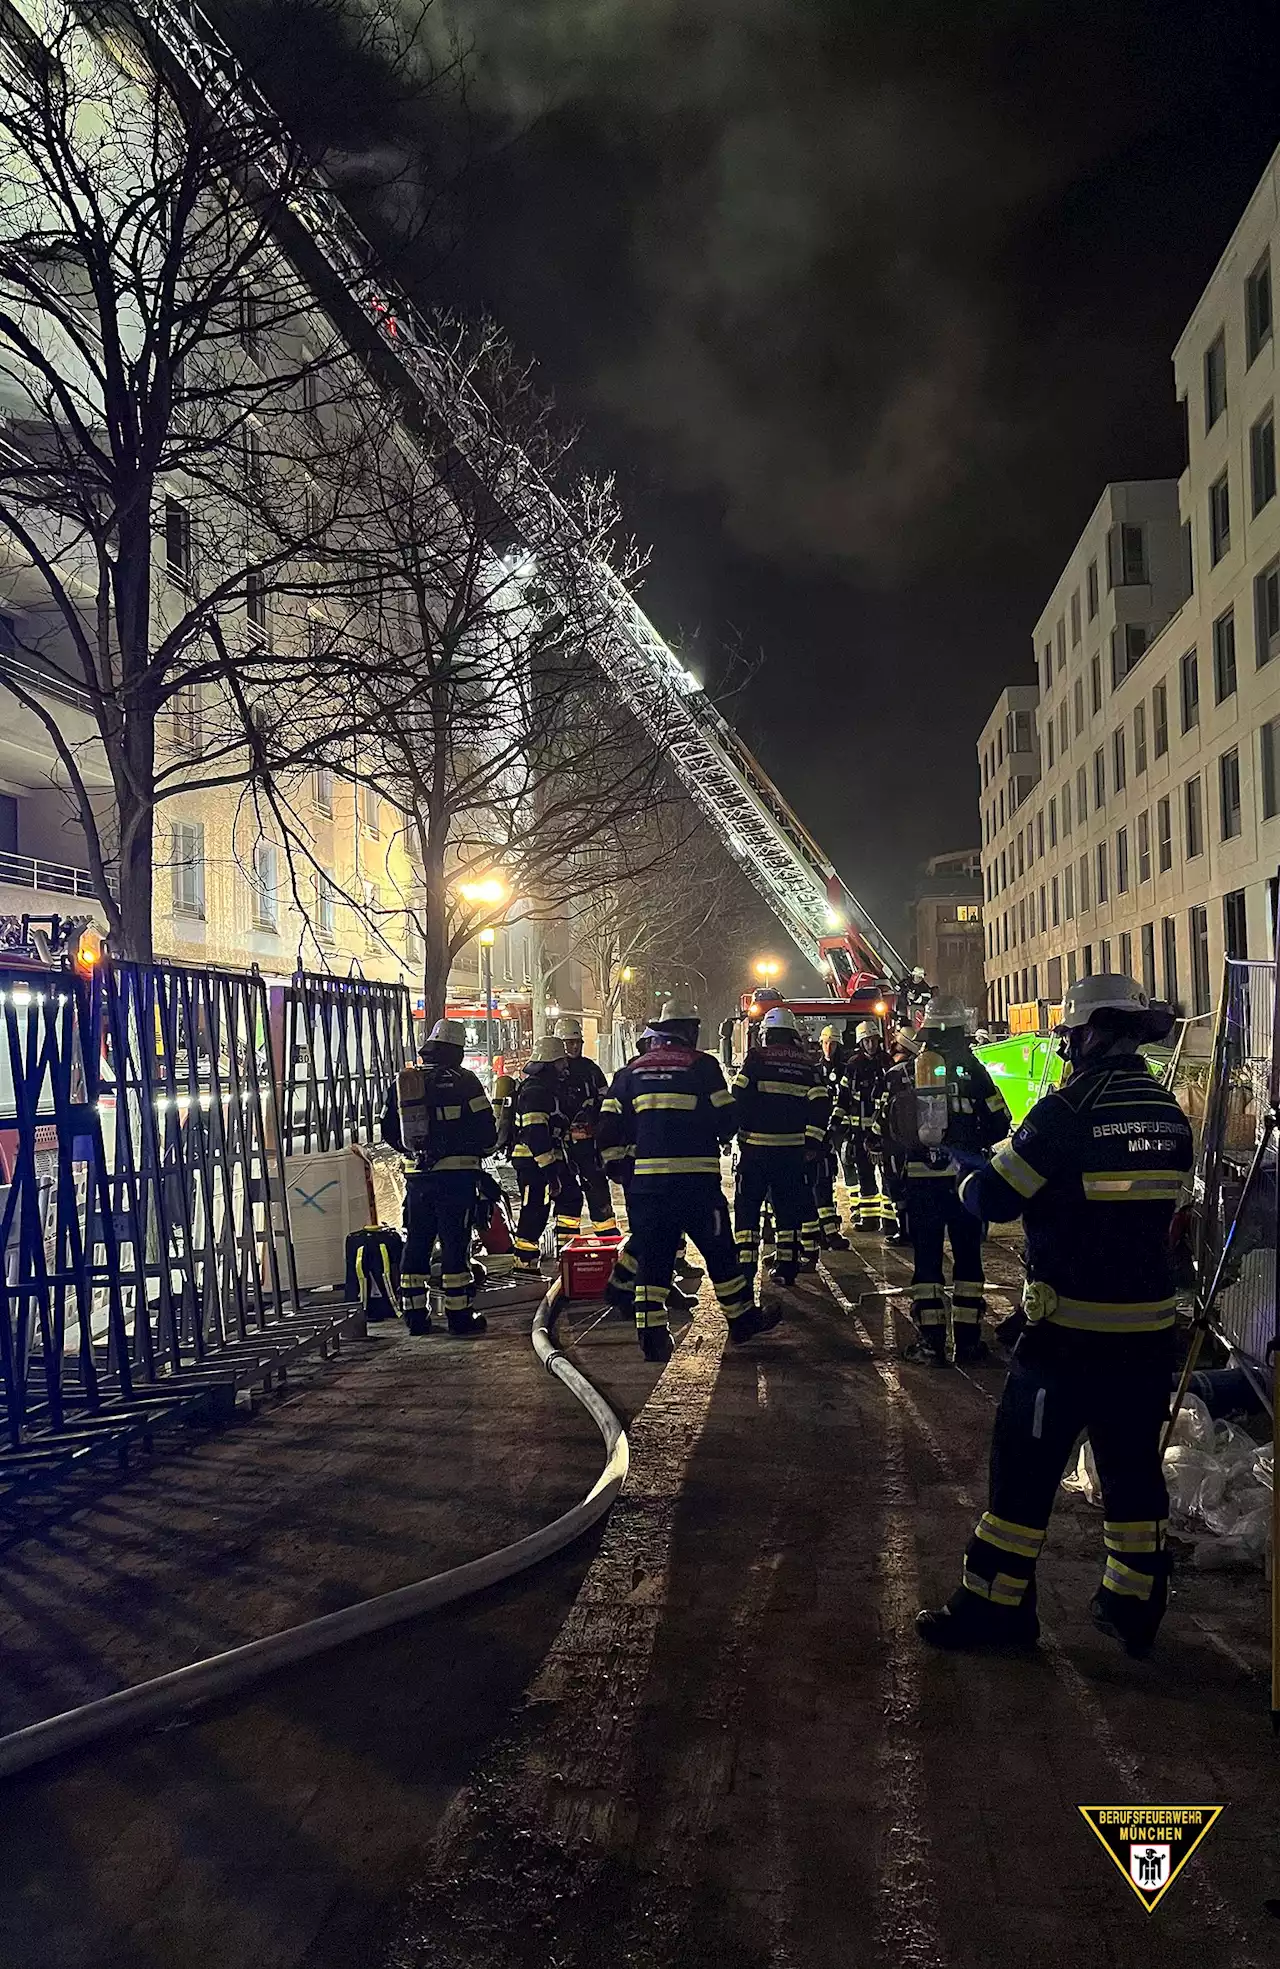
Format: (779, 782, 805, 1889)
(0, 1277, 607, 1969)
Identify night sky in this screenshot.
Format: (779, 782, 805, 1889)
(233, 0, 1280, 945)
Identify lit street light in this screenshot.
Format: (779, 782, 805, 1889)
(754, 957, 782, 984)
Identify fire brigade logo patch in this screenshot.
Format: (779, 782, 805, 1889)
(1077, 1805, 1222, 1911)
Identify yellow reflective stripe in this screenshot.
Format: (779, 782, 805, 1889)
(740, 1131, 806, 1147)
(756, 1078, 809, 1098)
(1101, 1557, 1156, 1599)
(1049, 1295, 1176, 1332)
(441, 1270, 472, 1285)
(442, 1104, 462, 1120)
(600, 1097, 623, 1114)
(986, 1093, 1009, 1113)
(731, 1074, 749, 1090)
(808, 1083, 829, 1100)
(805, 1125, 826, 1141)
(907, 1163, 954, 1179)
(521, 1110, 551, 1124)
(535, 1152, 556, 1168)
(976, 1512, 1046, 1559)
(431, 1155, 480, 1171)
(962, 1565, 1029, 1607)
(600, 1145, 632, 1164)
(1104, 1520, 1165, 1555)
(633, 1156, 722, 1175)
(710, 1088, 734, 1107)
(634, 1091, 699, 1112)
(469, 1094, 491, 1113)
(990, 1145, 1045, 1198)
(1081, 1171, 1184, 1201)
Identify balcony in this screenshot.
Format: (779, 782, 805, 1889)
(0, 850, 108, 902)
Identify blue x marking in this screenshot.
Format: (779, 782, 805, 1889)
(296, 1178, 339, 1213)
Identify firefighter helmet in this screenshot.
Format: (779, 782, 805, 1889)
(855, 1020, 878, 1043)
(893, 1028, 921, 1056)
(820, 1024, 838, 1045)
(532, 1035, 567, 1062)
(656, 996, 699, 1026)
(427, 1019, 467, 1048)
(912, 966, 927, 981)
(1057, 973, 1149, 1029)
(761, 1006, 799, 1034)
(973, 1027, 992, 1046)
(921, 993, 967, 1031)
(554, 1016, 584, 1039)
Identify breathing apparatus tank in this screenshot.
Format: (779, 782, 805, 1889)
(913, 1039, 949, 1148)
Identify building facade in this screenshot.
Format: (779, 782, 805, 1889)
(980, 145, 1280, 1028)
(912, 850, 985, 1016)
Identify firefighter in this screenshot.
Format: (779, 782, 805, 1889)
(895, 965, 932, 1025)
(379, 1018, 497, 1336)
(879, 1028, 918, 1244)
(917, 974, 1192, 1655)
(811, 1025, 851, 1248)
(510, 1036, 583, 1267)
(902, 994, 1010, 1365)
(602, 1024, 698, 1324)
(731, 1006, 830, 1286)
(554, 1015, 620, 1237)
(598, 998, 780, 1362)
(840, 1020, 893, 1232)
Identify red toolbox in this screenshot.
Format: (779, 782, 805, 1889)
(560, 1236, 620, 1301)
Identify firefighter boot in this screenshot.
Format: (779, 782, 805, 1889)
(729, 1301, 784, 1346)
(903, 1327, 951, 1368)
(823, 1230, 851, 1250)
(666, 1284, 698, 1314)
(916, 1585, 1040, 1651)
(1090, 1549, 1171, 1658)
(640, 1325, 675, 1365)
(952, 1320, 989, 1365)
(447, 1310, 488, 1337)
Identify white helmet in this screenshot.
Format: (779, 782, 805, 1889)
(1057, 973, 1149, 1030)
(855, 1020, 878, 1043)
(532, 1035, 567, 1062)
(921, 993, 967, 1031)
(973, 1027, 992, 1046)
(894, 1028, 921, 1056)
(427, 1018, 467, 1047)
(761, 1006, 799, 1034)
(656, 996, 699, 1024)
(554, 1015, 583, 1039)
(912, 966, 927, 981)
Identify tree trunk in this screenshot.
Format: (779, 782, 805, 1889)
(113, 745, 156, 963)
(420, 844, 451, 1028)
(531, 927, 550, 1041)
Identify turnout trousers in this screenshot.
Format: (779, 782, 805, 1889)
(514, 1161, 584, 1260)
(629, 1176, 754, 1336)
(843, 1128, 893, 1229)
(906, 1169, 984, 1330)
(957, 1326, 1174, 1646)
(404, 1170, 478, 1327)
(734, 1147, 809, 1275)
(566, 1139, 620, 1235)
(811, 1147, 842, 1240)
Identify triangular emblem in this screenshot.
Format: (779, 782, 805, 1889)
(1078, 1805, 1223, 1911)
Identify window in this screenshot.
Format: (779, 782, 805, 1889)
(1224, 889, 1248, 960)
(1119, 931, 1132, 977)
(1082, 944, 1094, 977)
(238, 290, 263, 359)
(1048, 796, 1057, 847)
(1256, 559, 1280, 667)
(1067, 950, 1078, 987)
(1062, 780, 1072, 834)
(1134, 702, 1147, 774)
(1038, 884, 1046, 933)
(1046, 720, 1055, 769)
(1017, 831, 1025, 877)
(956, 903, 981, 922)
(1219, 745, 1241, 839)
(1138, 809, 1152, 883)
(1116, 825, 1129, 894)
(170, 682, 201, 751)
(1185, 774, 1204, 858)
(1264, 715, 1280, 819)
(1120, 524, 1147, 585)
(1246, 250, 1273, 366)
(363, 878, 381, 948)
(1112, 726, 1126, 792)
(1073, 677, 1085, 735)
(361, 782, 380, 835)
(300, 363, 320, 423)
(1076, 763, 1088, 822)
(317, 870, 337, 940)
(246, 569, 270, 639)
(1051, 874, 1060, 926)
(164, 497, 191, 587)
(997, 727, 1004, 765)
(1090, 652, 1102, 714)
(1036, 810, 1044, 858)
(1048, 955, 1062, 999)
(1179, 649, 1199, 732)
(1112, 622, 1148, 687)
(1099, 938, 1111, 973)
(1071, 590, 1081, 646)
(1189, 905, 1211, 1016)
(1205, 330, 1227, 430)
(171, 819, 205, 916)
(253, 838, 280, 930)
(1056, 619, 1066, 671)
(1012, 709, 1033, 753)
(1213, 607, 1237, 702)
(1251, 408, 1276, 514)
(1153, 681, 1169, 756)
(1141, 922, 1156, 997)
(1064, 862, 1075, 918)
(313, 765, 333, 815)
(1079, 852, 1090, 912)
(1182, 517, 1195, 595)
(1157, 795, 1173, 872)
(1209, 470, 1230, 565)
(1041, 643, 1052, 693)
(1019, 898, 1027, 943)
(1162, 917, 1179, 1005)
(244, 423, 263, 483)
(1093, 746, 1105, 810)
(1087, 557, 1099, 620)
(1095, 840, 1108, 904)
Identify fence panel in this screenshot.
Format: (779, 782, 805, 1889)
(1195, 958, 1277, 1374)
(277, 972, 410, 1155)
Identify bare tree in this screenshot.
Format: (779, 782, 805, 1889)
(0, 0, 432, 956)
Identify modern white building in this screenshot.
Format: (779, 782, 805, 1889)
(980, 143, 1280, 1027)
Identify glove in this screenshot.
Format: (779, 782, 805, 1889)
(947, 1146, 988, 1179)
(547, 1165, 563, 1200)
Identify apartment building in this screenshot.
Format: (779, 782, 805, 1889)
(979, 143, 1280, 1027)
(912, 850, 985, 1015)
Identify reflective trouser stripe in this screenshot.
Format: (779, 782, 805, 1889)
(555, 1214, 580, 1233)
(715, 1272, 753, 1317)
(774, 1228, 800, 1268)
(1101, 1556, 1156, 1600)
(975, 1513, 1046, 1561)
(441, 1268, 472, 1313)
(513, 1238, 540, 1257)
(962, 1564, 1030, 1608)
(1104, 1519, 1166, 1555)
(1048, 1295, 1177, 1332)
(951, 1278, 985, 1322)
(801, 1218, 820, 1255)
(817, 1204, 839, 1229)
(401, 1271, 429, 1312)
(591, 1215, 620, 1233)
(634, 1284, 670, 1331)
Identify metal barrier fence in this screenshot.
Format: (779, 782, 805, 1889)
(275, 972, 410, 1155)
(0, 959, 410, 1483)
(1195, 958, 1277, 1380)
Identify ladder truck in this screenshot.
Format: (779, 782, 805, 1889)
(125, 0, 911, 1025)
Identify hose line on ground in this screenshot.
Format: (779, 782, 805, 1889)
(0, 1282, 627, 1780)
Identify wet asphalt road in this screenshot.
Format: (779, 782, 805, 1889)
(389, 1236, 1280, 1969)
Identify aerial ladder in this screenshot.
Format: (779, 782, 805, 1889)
(127, 0, 910, 1000)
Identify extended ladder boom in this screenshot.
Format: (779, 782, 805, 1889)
(133, 0, 908, 982)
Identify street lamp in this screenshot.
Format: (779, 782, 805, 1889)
(754, 957, 782, 984)
(478, 927, 496, 1089)
(621, 966, 633, 983)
